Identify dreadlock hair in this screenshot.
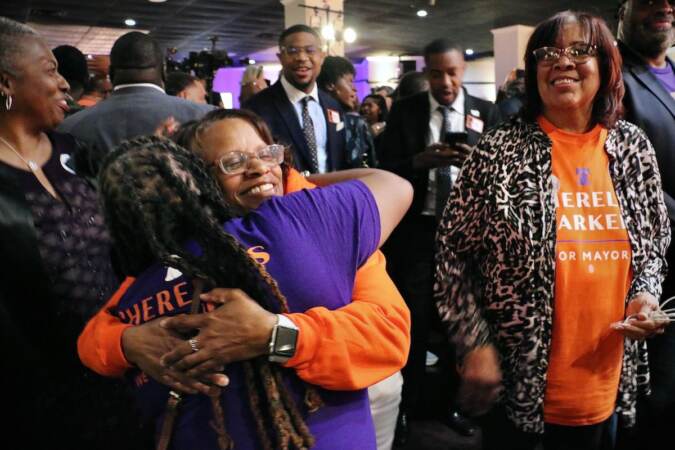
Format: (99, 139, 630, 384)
(99, 136, 320, 449)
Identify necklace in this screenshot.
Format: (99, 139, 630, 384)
(0, 135, 40, 172)
(0, 133, 61, 201)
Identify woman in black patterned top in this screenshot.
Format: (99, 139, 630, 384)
(0, 17, 149, 448)
(434, 11, 669, 450)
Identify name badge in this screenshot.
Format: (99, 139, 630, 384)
(327, 108, 341, 124)
(466, 115, 484, 133)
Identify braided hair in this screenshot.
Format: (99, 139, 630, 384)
(99, 136, 321, 449)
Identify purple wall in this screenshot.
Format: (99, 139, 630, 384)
(212, 59, 373, 109)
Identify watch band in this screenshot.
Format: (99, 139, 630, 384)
(268, 314, 299, 364)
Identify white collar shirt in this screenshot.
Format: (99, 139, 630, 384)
(423, 88, 466, 215)
(113, 83, 166, 94)
(281, 75, 328, 173)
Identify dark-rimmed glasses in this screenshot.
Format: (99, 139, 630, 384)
(532, 44, 598, 66)
(213, 144, 285, 175)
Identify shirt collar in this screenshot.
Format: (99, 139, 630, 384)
(428, 88, 465, 115)
(281, 75, 319, 105)
(113, 83, 166, 94)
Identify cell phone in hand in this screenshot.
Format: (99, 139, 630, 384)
(444, 131, 468, 147)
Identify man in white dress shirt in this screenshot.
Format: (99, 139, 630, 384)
(243, 25, 346, 174)
(378, 38, 501, 444)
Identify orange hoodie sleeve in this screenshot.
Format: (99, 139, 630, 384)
(283, 167, 411, 390)
(77, 277, 136, 377)
(284, 250, 410, 390)
(78, 168, 411, 388)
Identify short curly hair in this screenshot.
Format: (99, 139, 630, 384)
(317, 56, 355, 91)
(0, 17, 38, 77)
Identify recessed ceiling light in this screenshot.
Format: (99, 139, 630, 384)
(124, 18, 136, 27)
(343, 27, 357, 44)
(465, 48, 474, 55)
(148, 0, 167, 2)
(417, 9, 428, 17)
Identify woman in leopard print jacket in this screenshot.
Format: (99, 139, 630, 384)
(434, 11, 670, 450)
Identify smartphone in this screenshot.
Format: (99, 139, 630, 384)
(444, 131, 468, 147)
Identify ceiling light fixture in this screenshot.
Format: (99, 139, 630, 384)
(465, 48, 474, 56)
(417, 9, 428, 17)
(148, 0, 167, 2)
(321, 23, 336, 41)
(124, 18, 136, 27)
(343, 27, 357, 44)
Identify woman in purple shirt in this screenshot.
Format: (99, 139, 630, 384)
(97, 134, 411, 449)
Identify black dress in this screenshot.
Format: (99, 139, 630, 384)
(0, 131, 151, 448)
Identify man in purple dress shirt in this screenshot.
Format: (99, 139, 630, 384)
(617, 1, 675, 447)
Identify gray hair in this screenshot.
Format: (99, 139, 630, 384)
(0, 17, 39, 76)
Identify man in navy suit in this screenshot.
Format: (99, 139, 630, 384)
(59, 32, 214, 158)
(378, 39, 501, 443)
(617, 1, 675, 447)
(244, 25, 346, 173)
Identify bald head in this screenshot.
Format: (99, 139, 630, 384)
(109, 31, 165, 86)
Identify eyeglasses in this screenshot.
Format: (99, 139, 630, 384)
(532, 43, 598, 65)
(213, 144, 285, 175)
(279, 45, 319, 57)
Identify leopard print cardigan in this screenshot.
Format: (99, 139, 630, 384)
(434, 117, 670, 433)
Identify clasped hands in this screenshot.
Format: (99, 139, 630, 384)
(121, 288, 277, 395)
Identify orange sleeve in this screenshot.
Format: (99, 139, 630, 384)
(284, 250, 411, 390)
(77, 277, 136, 377)
(78, 168, 410, 388)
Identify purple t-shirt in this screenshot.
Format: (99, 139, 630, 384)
(649, 62, 675, 98)
(113, 180, 380, 450)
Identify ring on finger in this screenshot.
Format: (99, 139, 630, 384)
(188, 337, 200, 353)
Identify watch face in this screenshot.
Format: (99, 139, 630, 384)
(274, 326, 298, 357)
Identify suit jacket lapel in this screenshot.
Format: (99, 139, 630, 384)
(270, 82, 313, 169)
(417, 94, 431, 151)
(629, 62, 675, 119)
(620, 42, 675, 119)
(462, 89, 482, 146)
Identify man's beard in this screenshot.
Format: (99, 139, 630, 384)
(627, 22, 674, 59)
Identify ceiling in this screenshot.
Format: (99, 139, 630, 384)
(4, 0, 622, 60)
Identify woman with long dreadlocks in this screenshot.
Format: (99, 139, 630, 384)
(79, 112, 411, 448)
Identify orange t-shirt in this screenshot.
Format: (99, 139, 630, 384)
(540, 116, 631, 426)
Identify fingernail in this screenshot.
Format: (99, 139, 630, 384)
(160, 319, 168, 328)
(611, 323, 624, 330)
(216, 375, 229, 387)
(160, 357, 167, 367)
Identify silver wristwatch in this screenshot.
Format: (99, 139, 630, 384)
(268, 314, 299, 364)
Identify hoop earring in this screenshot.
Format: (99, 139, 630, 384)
(4, 94, 11, 111)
